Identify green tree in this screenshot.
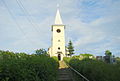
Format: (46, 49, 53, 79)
(105, 50, 112, 56)
(67, 40, 74, 56)
(35, 49, 47, 55)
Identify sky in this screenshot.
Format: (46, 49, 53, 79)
(0, 0, 120, 56)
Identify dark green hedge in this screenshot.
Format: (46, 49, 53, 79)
(64, 57, 120, 81)
(0, 50, 59, 81)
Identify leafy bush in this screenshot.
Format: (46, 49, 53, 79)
(64, 57, 120, 81)
(0, 50, 59, 81)
(63, 57, 71, 64)
(52, 56, 59, 62)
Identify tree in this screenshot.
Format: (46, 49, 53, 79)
(67, 40, 74, 56)
(105, 50, 112, 56)
(104, 50, 112, 63)
(35, 49, 47, 55)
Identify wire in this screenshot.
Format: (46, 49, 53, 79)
(15, 0, 41, 34)
(1, 0, 25, 35)
(1, 0, 33, 44)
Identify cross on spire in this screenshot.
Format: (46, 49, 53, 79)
(57, 4, 59, 8)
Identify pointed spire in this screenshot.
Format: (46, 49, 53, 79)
(55, 5, 63, 24)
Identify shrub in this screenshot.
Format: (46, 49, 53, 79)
(0, 51, 59, 81)
(64, 57, 120, 81)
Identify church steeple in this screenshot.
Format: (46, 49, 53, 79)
(55, 6, 63, 24)
(49, 4, 66, 61)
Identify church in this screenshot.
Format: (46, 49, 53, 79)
(48, 8, 66, 61)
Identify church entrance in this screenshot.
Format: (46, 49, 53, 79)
(58, 54, 61, 61)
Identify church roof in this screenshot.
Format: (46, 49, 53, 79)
(55, 9, 63, 24)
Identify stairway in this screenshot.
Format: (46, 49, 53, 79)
(57, 61, 73, 81)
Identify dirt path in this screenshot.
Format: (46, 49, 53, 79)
(59, 61, 68, 69)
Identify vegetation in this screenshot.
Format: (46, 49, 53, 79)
(66, 40, 74, 56)
(104, 50, 114, 63)
(79, 54, 94, 59)
(116, 57, 120, 64)
(35, 48, 47, 55)
(64, 57, 120, 81)
(105, 50, 112, 56)
(0, 50, 59, 81)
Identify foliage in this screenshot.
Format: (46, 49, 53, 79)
(104, 50, 113, 63)
(80, 54, 93, 58)
(52, 56, 59, 62)
(116, 57, 120, 64)
(63, 57, 71, 64)
(105, 50, 112, 56)
(67, 40, 74, 56)
(64, 57, 120, 81)
(72, 55, 80, 59)
(0, 50, 59, 81)
(35, 49, 47, 55)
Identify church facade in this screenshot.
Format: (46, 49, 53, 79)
(48, 8, 66, 61)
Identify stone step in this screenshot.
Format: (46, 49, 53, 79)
(58, 71, 68, 73)
(58, 79, 72, 81)
(58, 77, 72, 81)
(58, 74, 70, 78)
(58, 72, 72, 81)
(57, 61, 73, 81)
(58, 72, 69, 75)
(58, 69, 69, 72)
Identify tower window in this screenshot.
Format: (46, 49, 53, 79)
(58, 47, 60, 50)
(56, 29, 61, 33)
(58, 40, 60, 42)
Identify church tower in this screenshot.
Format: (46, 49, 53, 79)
(48, 8, 66, 61)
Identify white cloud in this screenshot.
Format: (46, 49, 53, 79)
(0, 0, 120, 56)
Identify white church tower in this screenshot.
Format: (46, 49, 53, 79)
(48, 7, 66, 61)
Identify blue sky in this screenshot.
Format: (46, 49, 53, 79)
(0, 0, 120, 56)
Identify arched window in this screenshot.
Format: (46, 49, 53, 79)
(58, 47, 60, 50)
(58, 40, 60, 42)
